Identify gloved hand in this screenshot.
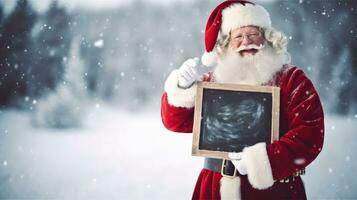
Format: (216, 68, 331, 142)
(177, 57, 200, 89)
(228, 152, 248, 175)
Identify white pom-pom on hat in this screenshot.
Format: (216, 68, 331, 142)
(201, 51, 218, 67)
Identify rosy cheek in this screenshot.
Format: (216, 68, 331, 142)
(254, 37, 265, 46)
(229, 40, 241, 49)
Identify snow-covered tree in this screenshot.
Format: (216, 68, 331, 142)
(33, 37, 88, 128)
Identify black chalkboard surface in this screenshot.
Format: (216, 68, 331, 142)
(192, 82, 280, 159)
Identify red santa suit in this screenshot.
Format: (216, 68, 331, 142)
(161, 65, 324, 200)
(160, 1, 324, 199)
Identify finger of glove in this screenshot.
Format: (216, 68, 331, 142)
(178, 74, 192, 86)
(180, 64, 197, 79)
(178, 76, 189, 88)
(231, 160, 240, 169)
(236, 162, 248, 175)
(185, 58, 199, 67)
(193, 57, 200, 65)
(231, 160, 247, 175)
(180, 68, 195, 81)
(187, 65, 198, 78)
(179, 63, 190, 73)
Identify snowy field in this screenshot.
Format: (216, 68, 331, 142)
(0, 106, 356, 199)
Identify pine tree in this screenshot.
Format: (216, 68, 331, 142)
(0, 5, 3, 24)
(0, 0, 37, 105)
(29, 0, 72, 97)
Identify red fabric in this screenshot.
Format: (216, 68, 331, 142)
(160, 65, 324, 200)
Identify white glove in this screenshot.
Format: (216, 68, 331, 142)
(177, 57, 200, 89)
(228, 152, 248, 175)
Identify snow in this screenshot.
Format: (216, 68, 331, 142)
(94, 39, 104, 48)
(0, 106, 201, 199)
(0, 107, 356, 199)
(304, 115, 357, 199)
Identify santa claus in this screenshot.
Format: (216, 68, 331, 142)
(161, 1, 324, 199)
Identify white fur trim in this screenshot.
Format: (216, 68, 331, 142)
(164, 69, 196, 108)
(201, 51, 218, 67)
(241, 143, 274, 189)
(221, 3, 271, 35)
(220, 176, 241, 200)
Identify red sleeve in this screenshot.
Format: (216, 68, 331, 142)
(160, 71, 213, 133)
(160, 92, 194, 133)
(267, 67, 325, 180)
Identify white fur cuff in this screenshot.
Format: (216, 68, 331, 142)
(164, 69, 197, 108)
(242, 143, 274, 189)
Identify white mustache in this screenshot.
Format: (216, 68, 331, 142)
(234, 44, 265, 52)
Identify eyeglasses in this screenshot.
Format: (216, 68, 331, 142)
(232, 31, 262, 42)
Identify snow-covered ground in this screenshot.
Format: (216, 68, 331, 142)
(0, 106, 356, 199)
(304, 115, 357, 199)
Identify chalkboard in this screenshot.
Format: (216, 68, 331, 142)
(192, 82, 280, 159)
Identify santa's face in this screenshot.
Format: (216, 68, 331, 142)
(229, 26, 264, 57)
(214, 29, 287, 86)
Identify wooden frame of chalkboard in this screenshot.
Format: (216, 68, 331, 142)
(192, 81, 280, 160)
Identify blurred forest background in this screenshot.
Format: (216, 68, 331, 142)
(0, 0, 356, 121)
(1, 1, 357, 199)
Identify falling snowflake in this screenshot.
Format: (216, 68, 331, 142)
(345, 156, 350, 162)
(328, 168, 333, 173)
(94, 39, 104, 48)
(294, 158, 306, 165)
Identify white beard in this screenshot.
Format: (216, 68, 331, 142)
(213, 43, 288, 85)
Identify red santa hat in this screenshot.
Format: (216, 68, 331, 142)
(201, 0, 272, 67)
